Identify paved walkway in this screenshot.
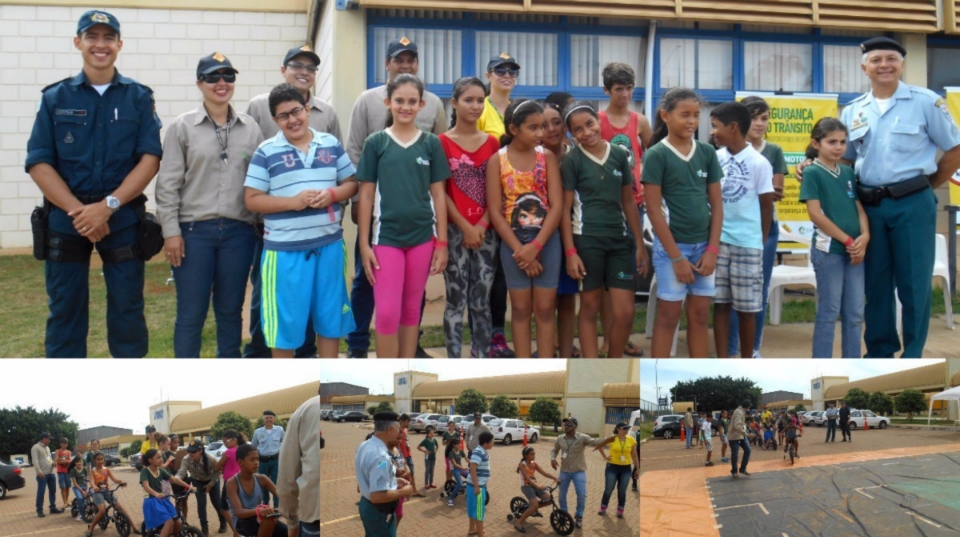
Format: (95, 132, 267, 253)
(320, 421, 639, 537)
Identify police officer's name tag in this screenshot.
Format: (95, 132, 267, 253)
(54, 109, 87, 117)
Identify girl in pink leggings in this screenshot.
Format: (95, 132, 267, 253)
(355, 74, 451, 357)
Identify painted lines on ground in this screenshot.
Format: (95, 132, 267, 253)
(715, 502, 769, 515)
(906, 512, 942, 528)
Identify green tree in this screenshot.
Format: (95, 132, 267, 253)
(670, 376, 762, 414)
(210, 411, 254, 441)
(843, 388, 871, 411)
(894, 389, 928, 422)
(528, 398, 562, 427)
(129, 439, 142, 455)
(375, 401, 394, 413)
(253, 416, 289, 431)
(455, 389, 488, 417)
(120, 447, 130, 459)
(0, 406, 79, 461)
(367, 406, 378, 417)
(489, 396, 519, 419)
(793, 404, 807, 414)
(868, 392, 894, 416)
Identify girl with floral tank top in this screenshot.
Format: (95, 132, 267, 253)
(486, 99, 564, 359)
(439, 78, 501, 358)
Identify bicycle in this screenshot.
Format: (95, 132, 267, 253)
(506, 484, 574, 536)
(87, 483, 132, 537)
(236, 512, 285, 537)
(140, 489, 203, 537)
(439, 469, 489, 506)
(71, 481, 96, 523)
(783, 438, 796, 465)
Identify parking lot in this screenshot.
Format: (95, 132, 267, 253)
(0, 465, 231, 537)
(639, 426, 960, 472)
(320, 420, 639, 537)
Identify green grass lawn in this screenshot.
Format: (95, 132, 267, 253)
(889, 417, 953, 425)
(2, 254, 957, 357)
(639, 422, 654, 441)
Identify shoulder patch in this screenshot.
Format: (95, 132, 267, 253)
(936, 97, 951, 116)
(41, 77, 71, 94)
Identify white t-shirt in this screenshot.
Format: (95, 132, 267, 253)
(702, 420, 713, 440)
(716, 144, 775, 250)
(875, 97, 892, 114)
(91, 84, 110, 96)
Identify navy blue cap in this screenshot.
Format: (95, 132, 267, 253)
(487, 52, 520, 72)
(77, 11, 120, 35)
(197, 52, 238, 79)
(860, 37, 906, 57)
(387, 37, 418, 58)
(283, 45, 321, 67)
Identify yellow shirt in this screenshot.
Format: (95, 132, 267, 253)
(476, 97, 507, 141)
(140, 440, 159, 455)
(608, 435, 637, 466)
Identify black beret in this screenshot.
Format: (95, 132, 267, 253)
(374, 411, 400, 422)
(860, 37, 906, 57)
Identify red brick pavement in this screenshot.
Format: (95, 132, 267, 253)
(639, 426, 960, 472)
(0, 466, 240, 537)
(320, 422, 639, 537)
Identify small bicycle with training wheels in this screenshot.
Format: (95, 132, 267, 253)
(140, 490, 203, 537)
(86, 483, 132, 537)
(784, 438, 796, 465)
(71, 481, 96, 523)
(439, 469, 490, 505)
(506, 484, 574, 536)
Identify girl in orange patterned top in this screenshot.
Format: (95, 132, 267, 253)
(486, 98, 563, 359)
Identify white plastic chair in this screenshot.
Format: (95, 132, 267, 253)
(896, 234, 955, 333)
(768, 228, 817, 326)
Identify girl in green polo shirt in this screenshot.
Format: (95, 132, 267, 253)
(799, 118, 869, 358)
(561, 103, 649, 358)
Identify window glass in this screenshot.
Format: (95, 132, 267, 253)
(476, 31, 558, 86)
(373, 27, 462, 85)
(571, 35, 646, 87)
(824, 44, 870, 94)
(928, 45, 960, 93)
(659, 38, 733, 90)
(744, 41, 813, 92)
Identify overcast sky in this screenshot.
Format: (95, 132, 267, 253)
(640, 359, 946, 403)
(320, 359, 568, 394)
(1, 361, 319, 432)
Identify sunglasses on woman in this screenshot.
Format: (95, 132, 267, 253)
(200, 72, 237, 84)
(492, 66, 520, 78)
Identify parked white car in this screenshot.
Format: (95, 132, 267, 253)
(803, 411, 825, 426)
(436, 415, 466, 433)
(488, 418, 540, 445)
(413, 413, 443, 433)
(205, 441, 226, 461)
(847, 410, 890, 430)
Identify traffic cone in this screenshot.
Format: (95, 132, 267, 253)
(523, 425, 528, 447)
(863, 419, 868, 431)
(680, 425, 686, 443)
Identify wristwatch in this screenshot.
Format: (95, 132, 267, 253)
(105, 195, 121, 213)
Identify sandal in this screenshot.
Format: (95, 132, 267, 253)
(571, 345, 581, 358)
(624, 342, 644, 357)
(514, 524, 527, 533)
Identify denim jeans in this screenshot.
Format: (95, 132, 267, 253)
(258, 457, 279, 508)
(729, 438, 751, 474)
(811, 247, 865, 358)
(299, 521, 319, 537)
(424, 458, 436, 487)
(243, 233, 318, 358)
(728, 221, 778, 356)
(172, 220, 256, 358)
(685, 427, 694, 448)
(601, 463, 632, 509)
(73, 485, 87, 516)
(826, 419, 837, 442)
(193, 479, 225, 529)
(36, 473, 57, 512)
(450, 468, 464, 498)
(558, 470, 587, 517)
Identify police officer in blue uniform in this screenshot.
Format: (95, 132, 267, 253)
(840, 37, 960, 357)
(25, 11, 163, 358)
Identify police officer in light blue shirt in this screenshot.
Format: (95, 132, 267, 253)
(838, 37, 960, 358)
(25, 10, 162, 358)
(251, 410, 284, 508)
(355, 411, 412, 537)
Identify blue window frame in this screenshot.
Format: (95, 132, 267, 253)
(605, 406, 639, 425)
(367, 13, 649, 102)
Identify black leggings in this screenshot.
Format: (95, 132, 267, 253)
(192, 480, 225, 528)
(491, 260, 508, 330)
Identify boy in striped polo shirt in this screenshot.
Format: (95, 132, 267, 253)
(466, 431, 494, 537)
(244, 83, 359, 358)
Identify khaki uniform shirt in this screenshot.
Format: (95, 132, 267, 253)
(155, 105, 263, 238)
(278, 395, 320, 525)
(246, 93, 342, 142)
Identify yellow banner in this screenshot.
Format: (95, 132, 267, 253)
(944, 88, 960, 206)
(737, 93, 838, 243)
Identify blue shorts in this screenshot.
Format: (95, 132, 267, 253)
(57, 473, 70, 489)
(500, 230, 561, 290)
(651, 238, 716, 302)
(260, 240, 356, 350)
(558, 254, 579, 295)
(466, 485, 486, 521)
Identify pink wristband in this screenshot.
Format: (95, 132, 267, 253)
(531, 239, 544, 252)
(843, 237, 854, 247)
(705, 244, 719, 255)
(326, 189, 337, 222)
(477, 219, 490, 230)
(565, 247, 577, 257)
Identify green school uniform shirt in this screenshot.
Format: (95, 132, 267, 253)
(442, 430, 460, 448)
(418, 438, 438, 460)
(355, 129, 452, 248)
(69, 467, 88, 487)
(561, 143, 633, 237)
(140, 467, 172, 494)
(641, 140, 723, 244)
(759, 141, 789, 176)
(798, 162, 861, 257)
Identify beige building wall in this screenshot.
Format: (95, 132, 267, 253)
(0, 3, 309, 248)
(563, 360, 634, 436)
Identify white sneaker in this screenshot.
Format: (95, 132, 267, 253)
(753, 350, 762, 359)
(447, 500, 454, 507)
(76, 516, 84, 522)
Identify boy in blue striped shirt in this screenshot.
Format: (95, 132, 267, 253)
(466, 432, 494, 537)
(244, 84, 358, 358)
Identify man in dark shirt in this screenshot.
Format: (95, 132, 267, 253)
(839, 401, 853, 442)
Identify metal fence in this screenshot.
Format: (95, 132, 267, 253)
(641, 398, 673, 422)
